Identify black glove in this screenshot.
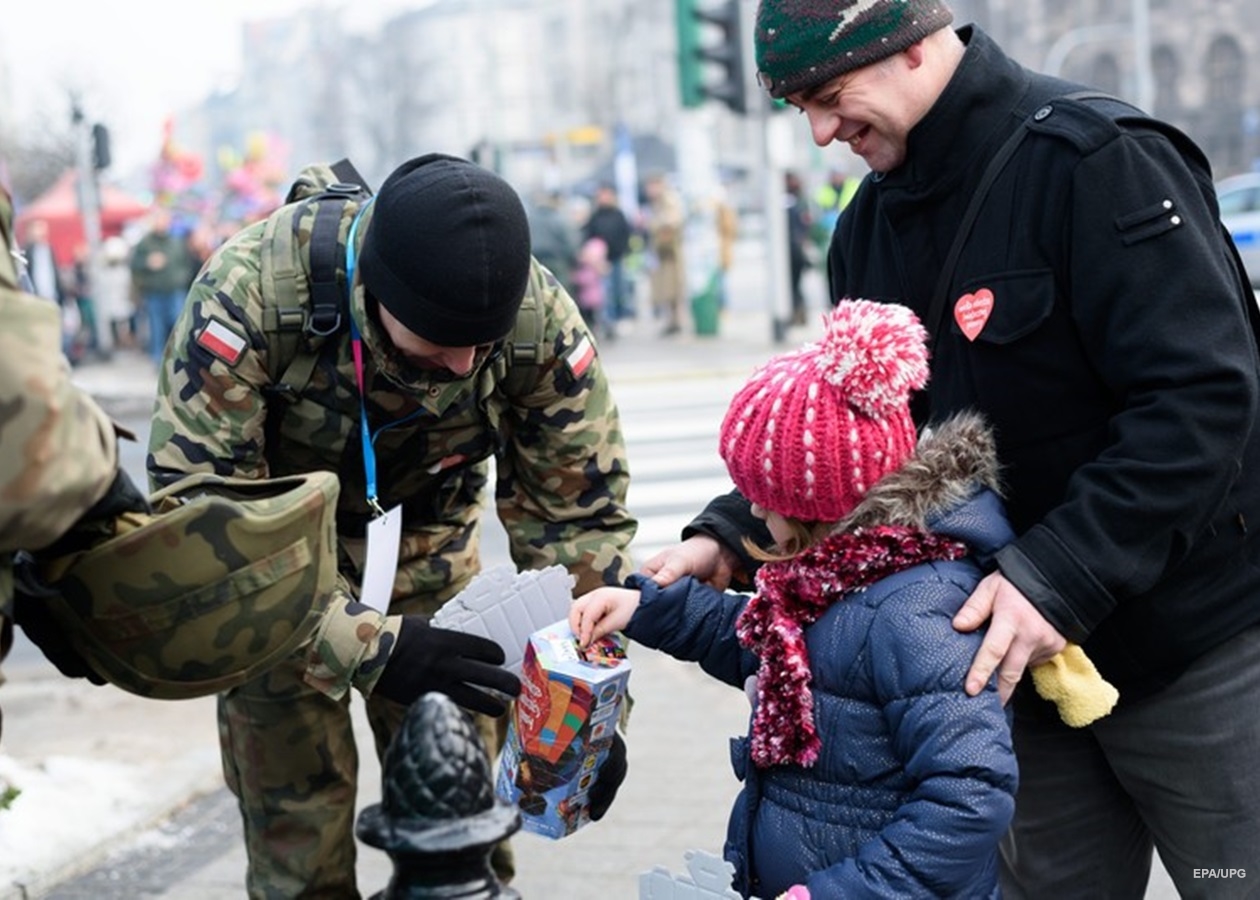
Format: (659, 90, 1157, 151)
(43, 469, 152, 559)
(11, 552, 105, 684)
(587, 731, 627, 821)
(374, 616, 521, 717)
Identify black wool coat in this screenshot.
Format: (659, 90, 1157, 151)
(692, 26, 1260, 701)
(829, 26, 1260, 698)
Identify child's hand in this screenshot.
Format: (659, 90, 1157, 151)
(569, 587, 641, 648)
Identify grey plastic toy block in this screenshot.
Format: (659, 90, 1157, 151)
(430, 564, 576, 676)
(639, 850, 743, 899)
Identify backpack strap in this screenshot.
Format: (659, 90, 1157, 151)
(925, 88, 1260, 373)
(925, 91, 1130, 348)
(259, 205, 306, 392)
(295, 159, 366, 340)
(508, 294, 545, 364)
(306, 188, 353, 338)
(479, 288, 547, 443)
(261, 162, 373, 398)
(493, 282, 547, 396)
(282, 157, 370, 205)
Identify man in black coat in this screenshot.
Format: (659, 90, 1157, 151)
(582, 183, 634, 323)
(645, 2, 1260, 897)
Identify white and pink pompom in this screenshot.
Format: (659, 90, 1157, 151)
(812, 299, 930, 418)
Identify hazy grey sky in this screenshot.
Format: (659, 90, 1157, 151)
(2, 0, 406, 173)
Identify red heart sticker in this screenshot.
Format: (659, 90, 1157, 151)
(954, 289, 995, 341)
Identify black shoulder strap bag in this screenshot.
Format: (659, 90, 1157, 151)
(924, 91, 1129, 347)
(926, 90, 1260, 364)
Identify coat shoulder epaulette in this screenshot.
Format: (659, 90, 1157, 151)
(1023, 95, 1133, 153)
(1024, 94, 1209, 174)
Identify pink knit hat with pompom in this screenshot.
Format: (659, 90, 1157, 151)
(719, 299, 929, 522)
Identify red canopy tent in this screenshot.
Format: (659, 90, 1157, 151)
(15, 170, 151, 267)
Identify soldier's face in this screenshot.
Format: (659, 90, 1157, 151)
(377, 302, 480, 376)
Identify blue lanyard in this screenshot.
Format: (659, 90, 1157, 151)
(345, 198, 384, 515)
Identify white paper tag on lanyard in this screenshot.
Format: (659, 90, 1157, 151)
(360, 505, 402, 613)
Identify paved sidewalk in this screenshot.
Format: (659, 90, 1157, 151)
(0, 289, 1179, 898)
(131, 645, 752, 899)
(0, 301, 799, 900)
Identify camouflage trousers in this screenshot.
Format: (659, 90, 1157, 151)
(217, 528, 514, 899)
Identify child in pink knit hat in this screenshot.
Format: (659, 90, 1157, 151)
(571, 299, 1018, 899)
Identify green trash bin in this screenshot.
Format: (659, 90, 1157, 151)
(691, 271, 721, 337)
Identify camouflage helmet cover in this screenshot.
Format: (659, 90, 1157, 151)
(43, 470, 340, 700)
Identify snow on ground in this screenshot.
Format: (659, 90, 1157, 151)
(0, 669, 221, 897)
(0, 753, 159, 885)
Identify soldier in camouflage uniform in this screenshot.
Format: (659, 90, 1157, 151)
(0, 182, 136, 743)
(0, 179, 510, 749)
(149, 153, 637, 898)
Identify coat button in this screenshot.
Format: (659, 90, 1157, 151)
(1033, 105, 1053, 121)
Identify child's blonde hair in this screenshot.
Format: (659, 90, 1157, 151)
(744, 516, 835, 563)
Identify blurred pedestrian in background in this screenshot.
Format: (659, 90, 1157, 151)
(129, 206, 197, 365)
(16, 217, 80, 363)
(812, 166, 860, 299)
(95, 236, 137, 351)
(784, 170, 814, 327)
(643, 173, 687, 337)
(66, 243, 101, 361)
(582, 183, 635, 326)
(19, 218, 61, 305)
(525, 189, 578, 296)
(572, 234, 611, 340)
(714, 186, 739, 311)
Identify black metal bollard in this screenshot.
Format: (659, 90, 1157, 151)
(357, 692, 522, 899)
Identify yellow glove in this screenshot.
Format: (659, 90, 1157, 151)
(1030, 643, 1119, 727)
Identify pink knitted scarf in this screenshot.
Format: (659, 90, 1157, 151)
(736, 525, 967, 768)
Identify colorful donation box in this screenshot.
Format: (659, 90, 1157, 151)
(496, 619, 631, 838)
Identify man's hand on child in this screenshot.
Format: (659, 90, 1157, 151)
(639, 534, 739, 590)
(569, 587, 641, 647)
(953, 571, 1066, 704)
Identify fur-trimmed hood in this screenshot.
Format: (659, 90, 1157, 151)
(835, 412, 1012, 559)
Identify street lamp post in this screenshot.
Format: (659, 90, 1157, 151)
(71, 96, 112, 356)
(1042, 0, 1154, 113)
(1130, 0, 1155, 113)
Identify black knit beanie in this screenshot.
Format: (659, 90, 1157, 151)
(359, 153, 532, 347)
(755, 0, 954, 99)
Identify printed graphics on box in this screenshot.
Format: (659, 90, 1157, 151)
(496, 619, 630, 839)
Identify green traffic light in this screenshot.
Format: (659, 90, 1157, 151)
(674, 0, 747, 115)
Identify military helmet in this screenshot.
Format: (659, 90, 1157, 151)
(42, 470, 340, 700)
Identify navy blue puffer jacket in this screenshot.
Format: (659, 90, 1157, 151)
(625, 416, 1018, 898)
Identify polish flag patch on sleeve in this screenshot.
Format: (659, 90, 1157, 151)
(564, 334, 596, 377)
(195, 316, 249, 366)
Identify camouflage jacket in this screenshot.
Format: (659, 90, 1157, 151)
(148, 196, 637, 697)
(0, 190, 118, 558)
(0, 186, 117, 685)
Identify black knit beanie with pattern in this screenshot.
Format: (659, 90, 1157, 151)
(755, 0, 954, 99)
(359, 153, 532, 347)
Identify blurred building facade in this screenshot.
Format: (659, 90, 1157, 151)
(955, 0, 1259, 177)
(171, 0, 1257, 201)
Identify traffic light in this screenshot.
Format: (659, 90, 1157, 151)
(676, 0, 748, 115)
(91, 123, 111, 170)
